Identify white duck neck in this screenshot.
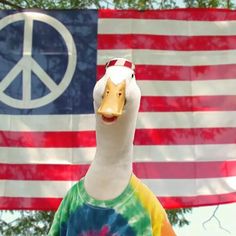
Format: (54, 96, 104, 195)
(84, 110, 137, 200)
(94, 111, 136, 166)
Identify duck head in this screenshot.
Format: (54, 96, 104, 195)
(97, 77, 126, 123)
(93, 58, 141, 156)
(94, 58, 141, 124)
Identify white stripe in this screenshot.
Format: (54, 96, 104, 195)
(0, 180, 76, 198)
(1, 111, 236, 131)
(138, 111, 236, 129)
(97, 49, 236, 66)
(143, 177, 236, 197)
(1, 177, 235, 198)
(134, 144, 236, 162)
(1, 143, 236, 164)
(99, 19, 236, 36)
(138, 79, 236, 96)
(0, 114, 95, 131)
(0, 147, 95, 164)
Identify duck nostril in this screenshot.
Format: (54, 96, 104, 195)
(103, 113, 114, 118)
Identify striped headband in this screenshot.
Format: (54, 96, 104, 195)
(105, 58, 135, 71)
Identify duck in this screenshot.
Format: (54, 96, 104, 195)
(84, 58, 140, 201)
(48, 58, 176, 236)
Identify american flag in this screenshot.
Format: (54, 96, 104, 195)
(0, 9, 236, 210)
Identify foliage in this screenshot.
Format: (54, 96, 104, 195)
(167, 208, 192, 227)
(0, 211, 54, 236)
(183, 0, 235, 8)
(0, 0, 102, 9)
(112, 0, 177, 10)
(0, 0, 176, 10)
(0, 0, 235, 10)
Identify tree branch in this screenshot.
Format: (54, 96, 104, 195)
(202, 205, 231, 234)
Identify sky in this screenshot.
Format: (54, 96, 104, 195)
(174, 203, 236, 236)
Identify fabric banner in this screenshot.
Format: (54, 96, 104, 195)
(0, 9, 236, 210)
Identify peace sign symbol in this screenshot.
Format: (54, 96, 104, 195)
(0, 12, 77, 109)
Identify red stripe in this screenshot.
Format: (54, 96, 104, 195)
(135, 128, 236, 145)
(97, 64, 236, 81)
(98, 34, 236, 51)
(99, 9, 236, 21)
(140, 96, 236, 112)
(0, 197, 61, 210)
(1, 161, 236, 181)
(1, 192, 236, 210)
(1, 127, 236, 147)
(159, 192, 236, 209)
(97, 66, 105, 80)
(0, 130, 96, 147)
(133, 161, 236, 179)
(0, 164, 89, 181)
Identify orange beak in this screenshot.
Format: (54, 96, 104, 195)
(98, 78, 126, 121)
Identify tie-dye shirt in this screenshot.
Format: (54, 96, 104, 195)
(48, 175, 171, 236)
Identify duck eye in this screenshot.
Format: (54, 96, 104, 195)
(106, 90, 110, 95)
(131, 74, 134, 78)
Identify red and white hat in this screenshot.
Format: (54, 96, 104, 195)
(105, 58, 135, 71)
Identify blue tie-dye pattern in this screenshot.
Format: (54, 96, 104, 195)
(60, 204, 136, 236)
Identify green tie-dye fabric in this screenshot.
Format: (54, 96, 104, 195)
(48, 175, 164, 236)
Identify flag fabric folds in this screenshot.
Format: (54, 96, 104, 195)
(0, 9, 236, 210)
